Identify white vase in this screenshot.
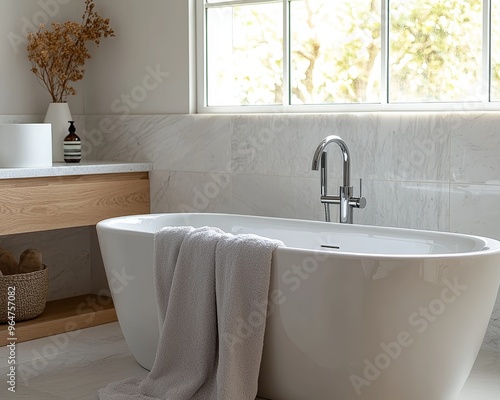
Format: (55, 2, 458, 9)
(44, 102, 73, 162)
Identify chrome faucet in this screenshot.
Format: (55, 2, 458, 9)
(311, 135, 366, 223)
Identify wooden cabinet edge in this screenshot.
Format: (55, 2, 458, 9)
(0, 172, 150, 235)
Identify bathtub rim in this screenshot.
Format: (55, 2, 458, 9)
(96, 212, 500, 260)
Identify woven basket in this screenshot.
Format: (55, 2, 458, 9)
(0, 266, 49, 323)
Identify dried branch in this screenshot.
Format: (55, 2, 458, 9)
(26, 0, 114, 103)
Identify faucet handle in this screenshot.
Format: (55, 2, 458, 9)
(350, 178, 367, 209)
(358, 179, 367, 209)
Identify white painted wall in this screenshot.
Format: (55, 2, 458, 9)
(0, 0, 192, 116)
(85, 0, 193, 115)
(0, 0, 84, 115)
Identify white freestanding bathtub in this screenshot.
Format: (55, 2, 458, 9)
(96, 213, 500, 400)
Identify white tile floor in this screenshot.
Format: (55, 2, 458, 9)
(1, 322, 499, 399)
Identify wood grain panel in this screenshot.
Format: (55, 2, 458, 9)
(0, 294, 117, 346)
(0, 172, 150, 235)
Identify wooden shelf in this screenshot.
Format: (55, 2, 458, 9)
(0, 294, 117, 346)
(0, 169, 149, 344)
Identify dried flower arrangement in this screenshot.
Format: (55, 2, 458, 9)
(26, 0, 115, 103)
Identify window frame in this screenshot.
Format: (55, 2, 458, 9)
(196, 0, 496, 113)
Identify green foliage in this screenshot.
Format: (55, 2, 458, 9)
(390, 0, 482, 102)
(233, 3, 283, 105)
(290, 0, 381, 104)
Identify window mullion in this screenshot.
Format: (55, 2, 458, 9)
(284, 0, 290, 106)
(197, 0, 207, 111)
(484, 0, 491, 103)
(382, 0, 389, 105)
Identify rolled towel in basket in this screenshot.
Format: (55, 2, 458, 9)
(0, 250, 19, 276)
(19, 249, 44, 274)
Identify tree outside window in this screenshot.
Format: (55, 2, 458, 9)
(203, 0, 500, 108)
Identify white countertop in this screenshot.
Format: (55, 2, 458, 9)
(0, 161, 152, 179)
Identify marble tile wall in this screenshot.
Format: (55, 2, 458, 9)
(85, 111, 500, 352)
(85, 112, 458, 229)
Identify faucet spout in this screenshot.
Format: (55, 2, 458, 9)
(311, 135, 350, 187)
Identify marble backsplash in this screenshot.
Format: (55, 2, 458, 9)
(85, 111, 500, 352)
(85, 112, 500, 232)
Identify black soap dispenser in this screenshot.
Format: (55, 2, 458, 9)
(64, 121, 81, 163)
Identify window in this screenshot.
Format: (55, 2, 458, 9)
(197, 0, 500, 112)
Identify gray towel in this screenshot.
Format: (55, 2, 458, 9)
(98, 226, 283, 400)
